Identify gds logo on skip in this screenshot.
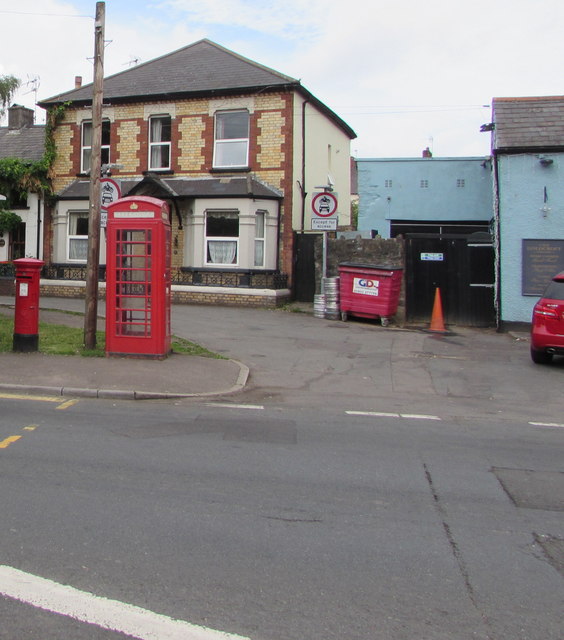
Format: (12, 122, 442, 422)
(353, 277, 380, 296)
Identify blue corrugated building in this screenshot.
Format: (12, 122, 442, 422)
(357, 154, 493, 239)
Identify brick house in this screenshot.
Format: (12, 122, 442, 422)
(38, 39, 356, 306)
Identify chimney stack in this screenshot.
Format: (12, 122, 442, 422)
(8, 105, 34, 129)
(75, 76, 83, 89)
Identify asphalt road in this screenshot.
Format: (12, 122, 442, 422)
(0, 391, 562, 639)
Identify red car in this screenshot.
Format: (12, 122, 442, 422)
(530, 271, 564, 364)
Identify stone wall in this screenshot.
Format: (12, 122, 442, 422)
(316, 235, 406, 324)
(326, 236, 404, 276)
(38, 280, 291, 309)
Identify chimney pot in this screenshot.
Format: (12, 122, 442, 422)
(8, 104, 34, 129)
(75, 76, 82, 89)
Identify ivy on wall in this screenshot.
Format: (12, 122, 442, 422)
(0, 209, 22, 232)
(0, 101, 70, 216)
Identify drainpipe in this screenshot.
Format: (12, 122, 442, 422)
(36, 196, 41, 259)
(276, 199, 282, 275)
(300, 99, 310, 231)
(492, 151, 501, 332)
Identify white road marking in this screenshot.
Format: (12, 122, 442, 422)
(0, 565, 250, 640)
(346, 410, 441, 421)
(205, 403, 264, 410)
(347, 411, 400, 418)
(400, 413, 442, 421)
(529, 421, 564, 428)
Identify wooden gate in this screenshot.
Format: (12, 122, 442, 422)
(405, 233, 495, 327)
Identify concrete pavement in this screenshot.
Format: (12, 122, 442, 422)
(0, 297, 247, 400)
(1, 295, 562, 422)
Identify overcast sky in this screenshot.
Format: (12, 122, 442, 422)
(1, 0, 563, 158)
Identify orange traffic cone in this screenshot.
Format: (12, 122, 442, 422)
(429, 287, 446, 332)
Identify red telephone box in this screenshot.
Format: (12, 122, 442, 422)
(105, 196, 171, 358)
(13, 258, 45, 352)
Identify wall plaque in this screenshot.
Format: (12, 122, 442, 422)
(522, 239, 564, 295)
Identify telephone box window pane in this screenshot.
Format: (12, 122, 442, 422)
(113, 228, 152, 337)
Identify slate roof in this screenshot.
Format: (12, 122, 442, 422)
(39, 39, 356, 139)
(0, 125, 45, 162)
(57, 175, 283, 200)
(492, 96, 564, 152)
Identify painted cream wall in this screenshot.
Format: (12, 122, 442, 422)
(20, 193, 44, 259)
(53, 200, 107, 264)
(0, 193, 45, 261)
(184, 197, 279, 269)
(292, 95, 352, 232)
(0, 193, 45, 260)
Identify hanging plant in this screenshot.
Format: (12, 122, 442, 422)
(0, 209, 22, 232)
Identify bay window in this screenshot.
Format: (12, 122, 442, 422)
(213, 110, 249, 168)
(68, 211, 89, 261)
(206, 211, 239, 265)
(254, 211, 265, 267)
(149, 115, 172, 170)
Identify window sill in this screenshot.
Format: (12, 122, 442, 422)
(210, 167, 251, 174)
(143, 170, 175, 176)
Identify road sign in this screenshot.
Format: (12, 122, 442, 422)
(312, 191, 338, 218)
(100, 178, 121, 228)
(100, 178, 121, 209)
(312, 218, 337, 231)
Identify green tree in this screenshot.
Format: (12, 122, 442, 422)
(0, 75, 21, 120)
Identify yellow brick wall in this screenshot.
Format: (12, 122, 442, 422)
(178, 115, 206, 172)
(116, 120, 141, 172)
(51, 93, 291, 188)
(51, 121, 75, 193)
(255, 95, 286, 111)
(257, 112, 285, 169)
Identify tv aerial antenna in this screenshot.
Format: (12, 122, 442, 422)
(22, 75, 41, 122)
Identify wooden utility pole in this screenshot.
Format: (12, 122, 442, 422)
(84, 1, 105, 349)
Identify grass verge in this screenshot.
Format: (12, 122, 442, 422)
(0, 314, 224, 359)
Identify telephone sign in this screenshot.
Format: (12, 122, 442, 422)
(312, 191, 338, 218)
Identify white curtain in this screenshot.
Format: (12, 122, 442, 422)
(150, 118, 163, 168)
(69, 238, 88, 260)
(254, 240, 264, 267)
(208, 240, 237, 264)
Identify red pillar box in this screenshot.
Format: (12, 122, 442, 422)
(338, 263, 403, 327)
(13, 258, 45, 352)
(105, 196, 171, 358)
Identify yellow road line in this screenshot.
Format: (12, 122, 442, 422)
(23, 425, 38, 431)
(0, 436, 22, 449)
(56, 399, 79, 410)
(0, 392, 62, 403)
